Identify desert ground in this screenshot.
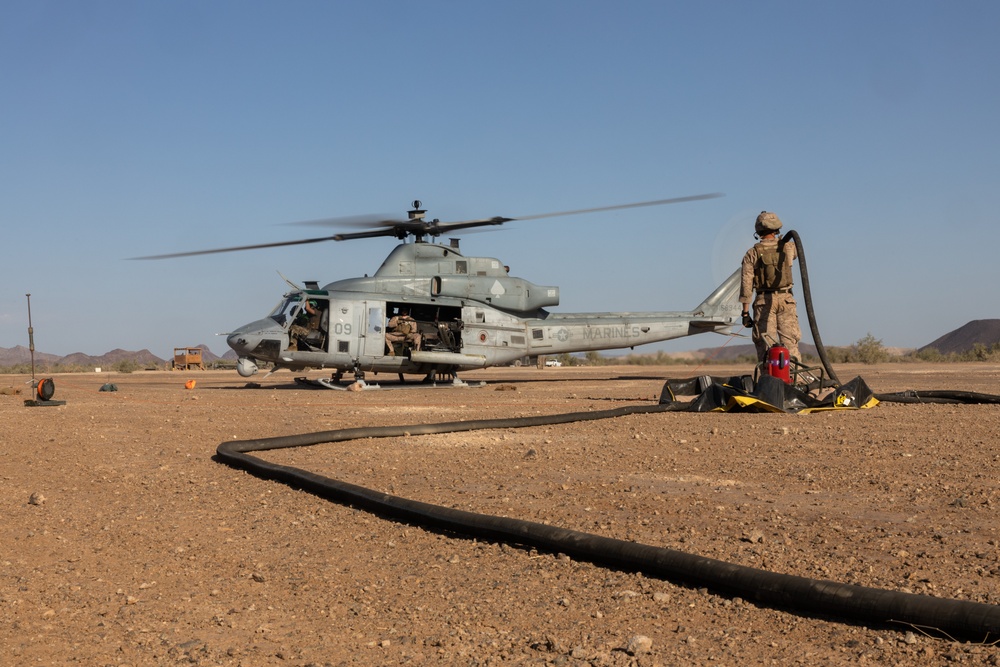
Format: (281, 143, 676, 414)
(2, 362, 1000, 666)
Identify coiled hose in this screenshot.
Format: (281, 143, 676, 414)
(217, 403, 1000, 640)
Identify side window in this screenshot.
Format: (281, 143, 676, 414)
(368, 307, 384, 334)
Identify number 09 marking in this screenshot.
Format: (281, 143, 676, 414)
(332, 322, 352, 335)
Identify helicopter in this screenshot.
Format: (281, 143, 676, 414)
(139, 195, 743, 385)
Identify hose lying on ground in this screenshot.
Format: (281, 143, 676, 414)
(216, 404, 1000, 641)
(875, 390, 1000, 405)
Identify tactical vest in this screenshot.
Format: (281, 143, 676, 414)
(753, 240, 792, 291)
(395, 319, 413, 335)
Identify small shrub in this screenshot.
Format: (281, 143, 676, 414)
(112, 359, 142, 374)
(852, 333, 889, 365)
(913, 347, 943, 362)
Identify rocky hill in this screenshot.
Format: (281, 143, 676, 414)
(0, 345, 61, 367)
(0, 344, 223, 368)
(58, 349, 164, 367)
(919, 319, 1000, 355)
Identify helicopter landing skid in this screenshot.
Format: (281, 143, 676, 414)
(294, 377, 380, 391)
(293, 376, 485, 391)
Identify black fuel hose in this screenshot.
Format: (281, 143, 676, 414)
(875, 390, 1000, 405)
(216, 406, 1000, 640)
(780, 230, 840, 385)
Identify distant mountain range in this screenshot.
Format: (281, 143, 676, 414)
(0, 344, 235, 368)
(1, 320, 998, 367)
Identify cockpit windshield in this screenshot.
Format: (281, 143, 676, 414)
(268, 294, 305, 328)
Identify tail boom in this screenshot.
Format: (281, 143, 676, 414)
(523, 269, 741, 356)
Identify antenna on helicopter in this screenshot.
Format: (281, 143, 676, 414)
(406, 201, 430, 241)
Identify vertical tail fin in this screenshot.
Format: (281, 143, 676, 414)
(690, 269, 741, 325)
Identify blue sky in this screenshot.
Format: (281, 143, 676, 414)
(2, 1, 997, 358)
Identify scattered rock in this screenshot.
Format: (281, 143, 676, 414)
(532, 636, 565, 653)
(28, 492, 45, 506)
(626, 634, 652, 655)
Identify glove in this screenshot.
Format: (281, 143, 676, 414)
(742, 312, 754, 329)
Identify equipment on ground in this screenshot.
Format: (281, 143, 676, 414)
(660, 374, 876, 413)
(24, 376, 66, 407)
(172, 347, 205, 370)
(23, 294, 66, 407)
(139, 195, 747, 384)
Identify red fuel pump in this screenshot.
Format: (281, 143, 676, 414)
(765, 344, 792, 384)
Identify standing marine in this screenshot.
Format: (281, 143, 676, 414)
(739, 211, 802, 364)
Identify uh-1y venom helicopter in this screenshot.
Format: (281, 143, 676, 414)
(140, 194, 742, 385)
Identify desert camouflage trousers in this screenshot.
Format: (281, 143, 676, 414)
(752, 291, 802, 363)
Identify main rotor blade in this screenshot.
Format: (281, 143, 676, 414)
(380, 193, 723, 239)
(284, 213, 405, 229)
(509, 193, 724, 222)
(333, 227, 411, 241)
(130, 234, 340, 260)
(131, 192, 724, 258)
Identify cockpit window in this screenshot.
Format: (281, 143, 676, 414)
(268, 295, 304, 328)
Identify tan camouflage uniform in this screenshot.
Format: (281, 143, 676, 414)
(740, 236, 802, 363)
(385, 313, 422, 355)
(288, 301, 321, 350)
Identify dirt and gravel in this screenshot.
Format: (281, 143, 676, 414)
(2, 362, 1000, 666)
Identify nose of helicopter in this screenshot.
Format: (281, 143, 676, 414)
(226, 331, 257, 356)
(226, 319, 285, 358)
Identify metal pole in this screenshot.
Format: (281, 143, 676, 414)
(26, 293, 35, 380)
